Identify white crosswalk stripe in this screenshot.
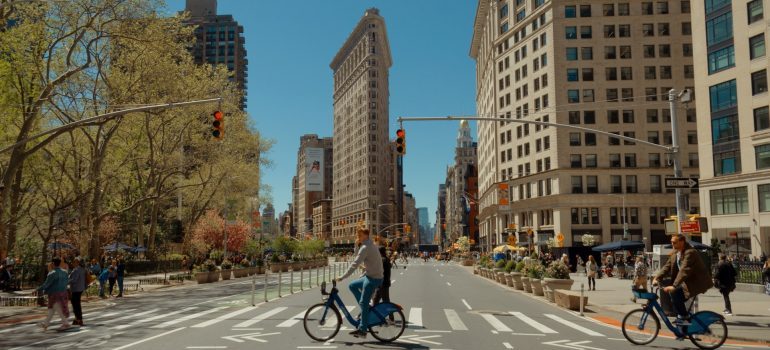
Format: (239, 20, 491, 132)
(277, 309, 316, 328)
(152, 307, 227, 328)
(112, 307, 197, 330)
(107, 309, 159, 324)
(480, 313, 512, 332)
(544, 314, 604, 336)
(408, 307, 423, 328)
(443, 309, 468, 330)
(233, 306, 287, 328)
(192, 307, 255, 328)
(509, 311, 558, 334)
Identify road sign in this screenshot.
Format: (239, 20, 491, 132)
(680, 221, 701, 233)
(665, 177, 699, 189)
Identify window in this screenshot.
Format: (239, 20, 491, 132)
(659, 44, 671, 57)
(571, 176, 583, 193)
(620, 67, 633, 80)
(571, 208, 580, 224)
(609, 133, 621, 145)
(660, 66, 672, 79)
(647, 109, 659, 122)
(648, 131, 660, 144)
(658, 23, 670, 36)
(619, 24, 631, 37)
(756, 144, 770, 169)
(604, 25, 616, 38)
(605, 46, 617, 59)
(643, 23, 654, 36)
(650, 207, 659, 224)
(711, 114, 739, 144)
(611, 175, 622, 193)
(748, 0, 764, 24)
(622, 88, 634, 101)
(706, 12, 733, 45)
(568, 89, 580, 103)
(623, 131, 636, 145)
(755, 106, 770, 131)
(516, 10, 526, 22)
(585, 132, 597, 145)
(709, 79, 737, 112)
(608, 110, 619, 123)
(610, 153, 621, 167)
(583, 89, 595, 102)
(714, 150, 741, 175)
(681, 0, 691, 13)
(582, 47, 593, 60)
(626, 175, 638, 193)
(683, 43, 693, 56)
(657, 1, 669, 14)
(607, 88, 618, 102)
(566, 47, 578, 60)
(569, 111, 581, 124)
(570, 154, 582, 168)
(500, 4, 509, 18)
(610, 208, 619, 224)
(591, 208, 600, 224)
(688, 130, 698, 144)
(566, 26, 577, 39)
(710, 187, 749, 215)
(625, 153, 637, 167)
(581, 5, 592, 17)
(618, 3, 630, 15)
(681, 22, 691, 35)
(567, 68, 579, 81)
(708, 45, 735, 74)
(689, 153, 700, 167)
(565, 5, 577, 18)
(586, 154, 597, 167)
(651, 175, 662, 193)
(750, 34, 766, 59)
(587, 176, 598, 193)
(759, 184, 770, 212)
(752, 70, 768, 95)
(569, 132, 581, 145)
(606, 67, 618, 80)
(650, 153, 661, 167)
(685, 65, 694, 78)
(644, 45, 656, 58)
(603, 3, 615, 16)
(500, 22, 510, 34)
(620, 46, 632, 59)
(584, 111, 596, 124)
(622, 110, 635, 123)
(643, 2, 654, 14)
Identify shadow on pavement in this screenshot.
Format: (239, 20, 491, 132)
(337, 340, 429, 349)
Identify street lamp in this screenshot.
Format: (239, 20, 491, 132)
(375, 203, 394, 238)
(610, 194, 627, 240)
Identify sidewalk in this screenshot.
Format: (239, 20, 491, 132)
(569, 272, 770, 344)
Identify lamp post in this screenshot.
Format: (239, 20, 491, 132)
(610, 194, 627, 240)
(375, 203, 394, 239)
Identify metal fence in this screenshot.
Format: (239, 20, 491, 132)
(712, 261, 765, 285)
(125, 260, 183, 275)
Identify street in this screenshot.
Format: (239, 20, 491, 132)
(1, 261, 747, 350)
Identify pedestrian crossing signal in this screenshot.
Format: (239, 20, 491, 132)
(395, 129, 406, 155)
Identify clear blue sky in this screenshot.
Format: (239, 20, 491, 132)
(165, 1, 478, 225)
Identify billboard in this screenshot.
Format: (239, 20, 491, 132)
(305, 147, 324, 192)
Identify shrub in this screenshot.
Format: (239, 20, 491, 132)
(495, 259, 506, 269)
(504, 260, 516, 273)
(479, 255, 489, 267)
(220, 259, 233, 269)
(544, 261, 571, 279)
(202, 259, 217, 272)
(238, 258, 250, 268)
(526, 263, 545, 279)
(515, 261, 525, 272)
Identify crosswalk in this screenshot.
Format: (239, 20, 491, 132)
(0, 304, 609, 338)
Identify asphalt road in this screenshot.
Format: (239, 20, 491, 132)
(0, 260, 757, 350)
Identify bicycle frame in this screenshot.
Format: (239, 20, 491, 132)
(320, 284, 392, 329)
(638, 293, 717, 338)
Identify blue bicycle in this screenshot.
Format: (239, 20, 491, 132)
(303, 280, 406, 342)
(621, 286, 727, 349)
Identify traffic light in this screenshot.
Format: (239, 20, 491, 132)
(395, 129, 406, 155)
(212, 111, 224, 140)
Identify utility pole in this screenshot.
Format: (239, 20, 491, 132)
(669, 88, 692, 235)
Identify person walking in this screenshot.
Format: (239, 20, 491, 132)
(98, 265, 109, 298)
(116, 258, 125, 297)
(576, 255, 584, 275)
(335, 228, 384, 339)
(107, 264, 117, 297)
(372, 246, 392, 305)
(633, 256, 648, 290)
(586, 255, 597, 291)
(68, 257, 86, 326)
(653, 233, 712, 325)
(713, 254, 737, 315)
(36, 258, 71, 331)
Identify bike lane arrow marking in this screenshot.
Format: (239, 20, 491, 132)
(398, 334, 442, 345)
(221, 331, 280, 343)
(542, 340, 605, 350)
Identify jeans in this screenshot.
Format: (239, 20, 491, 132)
(98, 281, 105, 297)
(348, 276, 383, 332)
(117, 276, 124, 296)
(720, 289, 732, 312)
(587, 276, 596, 290)
(669, 286, 688, 319)
(70, 291, 83, 321)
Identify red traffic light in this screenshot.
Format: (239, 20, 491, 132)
(395, 129, 406, 155)
(396, 129, 405, 138)
(212, 111, 224, 140)
(213, 111, 223, 121)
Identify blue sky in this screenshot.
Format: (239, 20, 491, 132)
(165, 1, 478, 225)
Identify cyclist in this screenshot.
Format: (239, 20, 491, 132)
(652, 233, 712, 326)
(336, 228, 384, 338)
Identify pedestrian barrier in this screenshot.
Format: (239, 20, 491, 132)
(137, 277, 173, 285)
(553, 289, 588, 311)
(0, 294, 44, 307)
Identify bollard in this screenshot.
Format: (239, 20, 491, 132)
(580, 283, 585, 317)
(251, 266, 256, 306)
(278, 269, 282, 298)
(316, 265, 319, 286)
(300, 269, 304, 291)
(264, 268, 268, 302)
(291, 268, 294, 294)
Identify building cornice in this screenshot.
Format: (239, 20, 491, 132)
(330, 9, 392, 70)
(469, 0, 490, 59)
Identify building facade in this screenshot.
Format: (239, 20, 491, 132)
(184, 0, 248, 110)
(293, 134, 334, 237)
(436, 184, 448, 247)
(417, 207, 430, 244)
(312, 199, 333, 241)
(471, 0, 700, 252)
(691, 0, 769, 258)
(330, 8, 394, 246)
(444, 121, 479, 246)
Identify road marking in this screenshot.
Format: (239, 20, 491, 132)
(277, 309, 317, 328)
(480, 313, 512, 332)
(408, 307, 423, 328)
(447, 282, 452, 286)
(233, 307, 287, 328)
(391, 279, 396, 284)
(415, 329, 452, 333)
(114, 327, 185, 350)
(542, 339, 605, 350)
(440, 274, 444, 277)
(113, 307, 197, 330)
(400, 334, 443, 345)
(509, 311, 557, 334)
(503, 342, 514, 349)
(222, 331, 280, 343)
(8, 328, 90, 350)
(107, 308, 159, 324)
(153, 307, 227, 328)
(186, 347, 227, 349)
(544, 314, 603, 337)
(297, 347, 337, 349)
(0, 323, 35, 334)
(192, 307, 255, 328)
(444, 309, 468, 330)
(461, 299, 472, 310)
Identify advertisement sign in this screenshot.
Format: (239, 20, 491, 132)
(305, 147, 324, 192)
(498, 183, 510, 211)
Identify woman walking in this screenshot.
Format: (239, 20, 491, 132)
(714, 254, 737, 315)
(586, 255, 597, 291)
(68, 257, 86, 326)
(633, 256, 648, 290)
(36, 257, 71, 331)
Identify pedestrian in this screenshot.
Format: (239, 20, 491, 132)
(107, 264, 117, 297)
(586, 255, 597, 291)
(576, 255, 584, 275)
(116, 258, 125, 297)
(763, 259, 770, 295)
(89, 259, 101, 276)
(713, 254, 737, 315)
(372, 246, 392, 305)
(36, 257, 71, 331)
(68, 257, 86, 326)
(633, 256, 648, 291)
(98, 265, 109, 298)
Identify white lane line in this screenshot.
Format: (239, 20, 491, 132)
(408, 307, 423, 328)
(444, 309, 468, 330)
(544, 314, 604, 336)
(509, 311, 557, 334)
(277, 308, 318, 328)
(503, 342, 514, 349)
(152, 307, 227, 328)
(186, 347, 227, 349)
(480, 313, 512, 332)
(447, 282, 452, 286)
(8, 329, 90, 350)
(0, 323, 35, 334)
(114, 327, 185, 350)
(297, 347, 337, 349)
(192, 307, 255, 328)
(233, 306, 287, 328)
(107, 308, 159, 324)
(461, 299, 472, 310)
(113, 307, 197, 330)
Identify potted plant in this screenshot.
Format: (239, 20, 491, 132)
(528, 262, 545, 296)
(511, 261, 525, 290)
(220, 259, 233, 280)
(504, 260, 516, 287)
(542, 261, 574, 302)
(202, 259, 219, 283)
(194, 264, 210, 284)
(494, 259, 506, 283)
(255, 258, 265, 274)
(234, 259, 249, 278)
(520, 265, 532, 292)
(476, 255, 488, 275)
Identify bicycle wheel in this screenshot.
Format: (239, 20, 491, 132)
(688, 312, 727, 350)
(303, 303, 341, 342)
(621, 308, 660, 345)
(369, 308, 406, 342)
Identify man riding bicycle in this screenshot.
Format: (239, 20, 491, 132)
(336, 228, 384, 338)
(652, 233, 712, 325)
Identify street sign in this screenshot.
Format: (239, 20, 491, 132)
(680, 221, 700, 233)
(665, 177, 699, 189)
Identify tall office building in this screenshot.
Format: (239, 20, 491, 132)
(330, 8, 394, 246)
(444, 121, 479, 245)
(417, 207, 430, 244)
(471, 0, 700, 251)
(436, 184, 447, 247)
(691, 0, 769, 257)
(293, 134, 334, 237)
(184, 0, 248, 109)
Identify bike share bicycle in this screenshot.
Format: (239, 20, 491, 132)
(621, 285, 728, 349)
(303, 280, 406, 342)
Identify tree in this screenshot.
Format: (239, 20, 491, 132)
(190, 210, 249, 256)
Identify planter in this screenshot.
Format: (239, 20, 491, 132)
(221, 269, 232, 280)
(270, 262, 288, 273)
(542, 278, 575, 303)
(233, 268, 249, 278)
(473, 267, 479, 275)
(496, 272, 506, 284)
(462, 259, 474, 266)
(493, 268, 503, 281)
(521, 276, 532, 293)
(207, 270, 220, 283)
(511, 272, 523, 290)
(504, 273, 514, 287)
(195, 271, 210, 284)
(531, 278, 544, 296)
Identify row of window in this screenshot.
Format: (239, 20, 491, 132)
(571, 152, 699, 168)
(569, 130, 698, 147)
(566, 22, 684, 39)
(571, 206, 687, 226)
(567, 87, 689, 104)
(566, 65, 694, 82)
(566, 1, 691, 18)
(710, 184, 770, 215)
(567, 44, 693, 62)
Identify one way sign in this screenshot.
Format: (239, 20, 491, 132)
(665, 177, 699, 189)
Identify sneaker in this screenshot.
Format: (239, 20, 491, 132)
(57, 323, 71, 331)
(723, 310, 732, 316)
(37, 322, 48, 331)
(349, 329, 367, 338)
